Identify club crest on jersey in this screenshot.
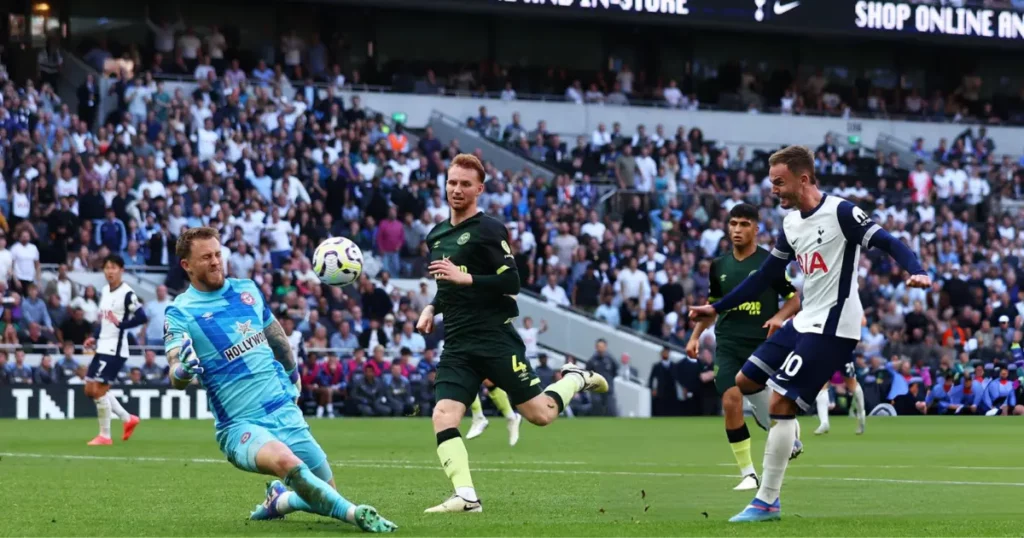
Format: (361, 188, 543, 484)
(457, 232, 470, 245)
(796, 251, 829, 275)
(240, 292, 256, 306)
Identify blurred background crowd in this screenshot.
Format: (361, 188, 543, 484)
(1, 0, 1023, 419)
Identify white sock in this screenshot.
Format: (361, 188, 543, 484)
(95, 397, 112, 438)
(816, 390, 830, 428)
(456, 486, 478, 502)
(746, 389, 771, 429)
(472, 409, 485, 421)
(276, 491, 299, 515)
(853, 384, 866, 420)
(755, 417, 796, 504)
(106, 392, 130, 421)
(794, 418, 801, 440)
(316, 406, 324, 418)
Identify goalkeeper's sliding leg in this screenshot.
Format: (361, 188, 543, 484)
(239, 415, 397, 533)
(426, 363, 607, 513)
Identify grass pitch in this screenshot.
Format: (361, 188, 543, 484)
(1, 416, 1021, 536)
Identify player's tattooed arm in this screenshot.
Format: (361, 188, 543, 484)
(264, 319, 296, 372)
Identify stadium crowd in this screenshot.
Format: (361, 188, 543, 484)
(0, 22, 1021, 419)
(73, 10, 1024, 125)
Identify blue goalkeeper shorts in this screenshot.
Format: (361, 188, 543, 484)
(215, 404, 332, 481)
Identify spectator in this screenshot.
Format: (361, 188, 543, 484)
(649, 347, 678, 416)
(141, 350, 168, 386)
(539, 274, 569, 306)
(394, 322, 426, 356)
(377, 207, 404, 276)
(314, 354, 348, 418)
(11, 230, 40, 291)
(8, 350, 33, 384)
(56, 342, 79, 380)
(980, 367, 1016, 415)
(350, 364, 390, 417)
(385, 363, 415, 416)
(534, 353, 555, 388)
(142, 285, 171, 349)
(57, 307, 93, 346)
(416, 370, 437, 417)
(20, 284, 53, 331)
(587, 339, 618, 416)
(32, 354, 58, 384)
(125, 367, 146, 386)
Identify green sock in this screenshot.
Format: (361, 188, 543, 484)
(543, 375, 583, 412)
(489, 387, 515, 418)
(469, 395, 484, 419)
(436, 428, 476, 498)
(727, 424, 755, 476)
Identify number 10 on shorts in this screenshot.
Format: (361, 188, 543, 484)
(780, 352, 803, 378)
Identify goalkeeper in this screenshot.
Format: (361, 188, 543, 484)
(164, 227, 397, 533)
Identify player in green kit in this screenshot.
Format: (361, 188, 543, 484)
(416, 154, 609, 513)
(687, 203, 803, 491)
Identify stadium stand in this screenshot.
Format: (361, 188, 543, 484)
(1, 1, 1023, 421)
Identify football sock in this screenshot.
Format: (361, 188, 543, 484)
(726, 424, 755, 477)
(470, 396, 485, 421)
(853, 384, 866, 420)
(489, 387, 515, 419)
(436, 428, 477, 501)
(106, 392, 130, 421)
(543, 374, 584, 412)
(95, 397, 111, 438)
(746, 389, 771, 430)
(816, 390, 831, 427)
(283, 463, 356, 523)
(755, 415, 796, 504)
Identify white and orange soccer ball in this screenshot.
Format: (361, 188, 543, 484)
(312, 237, 363, 286)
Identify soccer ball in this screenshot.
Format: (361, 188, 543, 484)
(312, 237, 363, 287)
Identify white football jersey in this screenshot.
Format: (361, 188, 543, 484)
(97, 282, 142, 358)
(772, 195, 879, 340)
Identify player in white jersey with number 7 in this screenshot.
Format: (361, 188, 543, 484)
(690, 146, 930, 523)
(82, 255, 145, 446)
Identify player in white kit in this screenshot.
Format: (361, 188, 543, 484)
(690, 146, 930, 522)
(83, 255, 146, 445)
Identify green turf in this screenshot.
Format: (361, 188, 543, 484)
(1, 416, 1021, 536)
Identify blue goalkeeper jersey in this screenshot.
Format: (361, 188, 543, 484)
(164, 278, 294, 430)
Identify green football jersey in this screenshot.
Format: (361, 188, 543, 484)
(709, 247, 797, 346)
(426, 212, 520, 353)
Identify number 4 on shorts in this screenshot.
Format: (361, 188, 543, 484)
(511, 354, 527, 373)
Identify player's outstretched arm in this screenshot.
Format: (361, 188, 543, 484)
(837, 201, 928, 284)
(711, 254, 789, 314)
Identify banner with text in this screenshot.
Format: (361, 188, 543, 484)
(0, 386, 216, 420)
(357, 0, 1024, 42)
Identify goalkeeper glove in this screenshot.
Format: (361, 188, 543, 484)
(172, 336, 203, 382)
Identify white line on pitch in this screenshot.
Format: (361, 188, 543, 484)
(331, 458, 1024, 472)
(3, 452, 1023, 488)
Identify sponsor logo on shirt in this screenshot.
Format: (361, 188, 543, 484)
(224, 332, 267, 361)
